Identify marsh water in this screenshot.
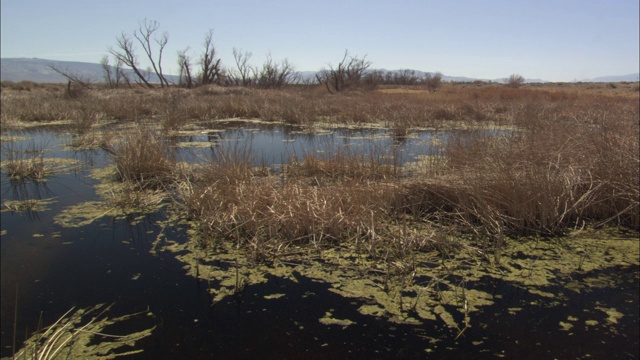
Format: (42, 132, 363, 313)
(1, 123, 638, 359)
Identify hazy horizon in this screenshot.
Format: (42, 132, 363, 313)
(1, 0, 638, 82)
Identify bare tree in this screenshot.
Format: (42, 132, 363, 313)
(390, 69, 421, 85)
(506, 74, 525, 88)
(108, 19, 171, 89)
(198, 29, 222, 85)
(230, 48, 254, 86)
(114, 58, 131, 88)
(101, 55, 115, 88)
(424, 72, 443, 92)
(255, 53, 297, 88)
(48, 64, 94, 88)
(177, 48, 195, 88)
(316, 50, 371, 93)
(108, 33, 154, 88)
(133, 19, 170, 87)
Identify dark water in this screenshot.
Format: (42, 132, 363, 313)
(1, 126, 638, 359)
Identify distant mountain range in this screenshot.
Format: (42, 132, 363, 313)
(1, 58, 638, 84)
(0, 58, 177, 84)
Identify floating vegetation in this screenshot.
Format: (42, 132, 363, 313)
(12, 303, 155, 360)
(263, 293, 285, 300)
(0, 158, 80, 180)
(64, 131, 113, 150)
(597, 306, 624, 324)
(2, 198, 56, 213)
(157, 223, 639, 336)
(54, 166, 167, 228)
(0, 135, 28, 143)
(175, 141, 214, 148)
(54, 200, 122, 228)
(318, 312, 356, 326)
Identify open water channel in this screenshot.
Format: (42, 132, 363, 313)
(1, 122, 637, 359)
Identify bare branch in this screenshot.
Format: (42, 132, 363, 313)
(231, 48, 253, 86)
(316, 50, 371, 93)
(48, 64, 94, 88)
(108, 33, 154, 88)
(177, 48, 194, 88)
(199, 29, 222, 85)
(132, 19, 169, 87)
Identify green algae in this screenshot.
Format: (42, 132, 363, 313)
(264, 293, 285, 299)
(596, 307, 624, 324)
(558, 321, 574, 331)
(55, 200, 120, 228)
(55, 166, 167, 228)
(318, 312, 356, 326)
(155, 218, 638, 333)
(12, 304, 154, 360)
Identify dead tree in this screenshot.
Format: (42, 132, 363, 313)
(133, 19, 170, 87)
(316, 50, 371, 93)
(101, 55, 115, 88)
(177, 48, 195, 88)
(230, 48, 254, 86)
(199, 29, 222, 85)
(506, 74, 525, 88)
(108, 33, 154, 88)
(100, 55, 129, 88)
(48, 64, 94, 88)
(424, 72, 443, 92)
(255, 53, 297, 89)
(115, 58, 131, 88)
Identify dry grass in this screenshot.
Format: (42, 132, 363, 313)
(2, 81, 638, 262)
(286, 145, 401, 184)
(1, 138, 50, 181)
(109, 129, 176, 187)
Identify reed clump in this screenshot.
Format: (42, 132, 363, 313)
(286, 147, 400, 184)
(410, 96, 640, 236)
(110, 129, 176, 187)
(1, 138, 50, 181)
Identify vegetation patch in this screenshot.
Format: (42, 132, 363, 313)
(2, 198, 57, 213)
(175, 141, 213, 148)
(318, 312, 356, 326)
(55, 166, 167, 227)
(0, 135, 28, 143)
(156, 219, 637, 336)
(12, 304, 154, 360)
(1, 158, 79, 180)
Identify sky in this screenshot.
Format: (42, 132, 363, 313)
(1, 0, 638, 82)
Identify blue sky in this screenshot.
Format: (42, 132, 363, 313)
(1, 0, 638, 81)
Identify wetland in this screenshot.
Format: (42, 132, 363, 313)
(1, 82, 638, 359)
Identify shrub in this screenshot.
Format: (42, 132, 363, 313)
(506, 74, 525, 88)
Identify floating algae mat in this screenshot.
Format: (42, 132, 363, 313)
(54, 166, 168, 227)
(156, 221, 639, 356)
(12, 304, 155, 360)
